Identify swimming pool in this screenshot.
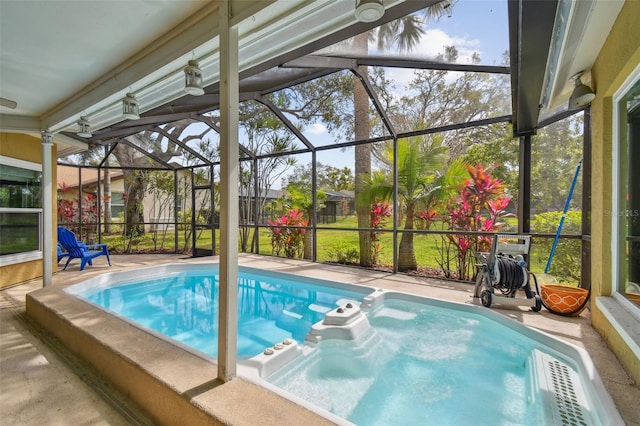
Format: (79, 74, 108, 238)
(65, 264, 373, 358)
(62, 263, 622, 425)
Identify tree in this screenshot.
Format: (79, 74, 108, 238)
(320, 165, 354, 191)
(102, 146, 112, 233)
(462, 128, 519, 205)
(386, 47, 511, 158)
(113, 119, 205, 237)
(530, 116, 583, 214)
(359, 136, 448, 271)
(462, 115, 584, 217)
(281, 163, 328, 259)
(237, 103, 299, 252)
(353, 4, 454, 268)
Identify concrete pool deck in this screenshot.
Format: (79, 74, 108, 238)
(2, 253, 639, 425)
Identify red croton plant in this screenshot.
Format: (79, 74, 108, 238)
(57, 183, 101, 239)
(268, 209, 308, 258)
(445, 164, 513, 281)
(370, 200, 392, 265)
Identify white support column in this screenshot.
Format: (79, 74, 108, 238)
(218, 0, 239, 382)
(41, 131, 54, 287)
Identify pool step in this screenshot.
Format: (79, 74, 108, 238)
(306, 303, 371, 343)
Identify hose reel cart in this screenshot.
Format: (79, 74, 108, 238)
(473, 234, 542, 311)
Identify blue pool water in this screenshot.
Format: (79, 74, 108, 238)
(69, 266, 371, 358)
(66, 265, 616, 426)
(267, 298, 558, 425)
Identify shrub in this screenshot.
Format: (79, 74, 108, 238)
(268, 209, 308, 258)
(370, 201, 392, 265)
(328, 242, 359, 264)
(437, 164, 513, 281)
(531, 210, 581, 283)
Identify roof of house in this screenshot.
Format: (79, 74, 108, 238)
(57, 165, 122, 190)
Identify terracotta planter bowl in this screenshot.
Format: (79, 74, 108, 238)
(625, 292, 640, 306)
(540, 284, 589, 316)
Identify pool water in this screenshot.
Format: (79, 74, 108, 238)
(72, 266, 370, 358)
(66, 265, 617, 426)
(267, 298, 570, 425)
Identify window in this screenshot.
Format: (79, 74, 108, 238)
(0, 156, 42, 264)
(110, 192, 125, 218)
(613, 66, 640, 310)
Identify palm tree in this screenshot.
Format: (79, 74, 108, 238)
(360, 136, 448, 271)
(353, 3, 454, 267)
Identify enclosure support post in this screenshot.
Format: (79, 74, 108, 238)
(41, 131, 54, 287)
(392, 135, 399, 273)
(174, 170, 179, 254)
(252, 157, 259, 254)
(211, 164, 217, 256)
(518, 135, 532, 234)
(191, 170, 196, 256)
(97, 166, 102, 241)
(312, 151, 317, 262)
(218, 0, 239, 382)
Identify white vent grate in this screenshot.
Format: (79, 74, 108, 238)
(533, 349, 592, 426)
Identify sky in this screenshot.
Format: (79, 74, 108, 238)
(284, 0, 510, 185)
(159, 1, 511, 189)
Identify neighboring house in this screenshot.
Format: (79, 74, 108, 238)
(320, 190, 354, 224)
(56, 165, 207, 232)
(241, 188, 354, 224)
(57, 165, 125, 220)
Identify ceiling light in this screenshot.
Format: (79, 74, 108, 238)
(355, 0, 385, 23)
(76, 116, 92, 138)
(184, 60, 205, 96)
(122, 93, 140, 120)
(568, 72, 595, 110)
(0, 97, 17, 109)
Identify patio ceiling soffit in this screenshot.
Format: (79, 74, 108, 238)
(90, 54, 511, 151)
(50, 0, 430, 138)
(77, 1, 435, 143)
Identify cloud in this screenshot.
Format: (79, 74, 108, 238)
(416, 29, 481, 62)
(373, 29, 483, 93)
(305, 122, 326, 135)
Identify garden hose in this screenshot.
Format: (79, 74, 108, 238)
(494, 255, 527, 296)
(531, 273, 591, 317)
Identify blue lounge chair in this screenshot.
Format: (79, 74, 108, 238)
(57, 227, 111, 271)
(57, 243, 69, 264)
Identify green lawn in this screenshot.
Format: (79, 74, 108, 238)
(99, 215, 576, 285)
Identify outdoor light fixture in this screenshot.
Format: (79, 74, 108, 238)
(76, 116, 92, 138)
(568, 72, 595, 110)
(184, 60, 204, 96)
(355, 0, 385, 23)
(122, 92, 140, 120)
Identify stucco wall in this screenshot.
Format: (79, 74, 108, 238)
(590, 0, 640, 385)
(0, 132, 58, 288)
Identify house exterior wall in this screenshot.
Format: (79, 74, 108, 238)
(0, 132, 58, 288)
(590, 0, 640, 385)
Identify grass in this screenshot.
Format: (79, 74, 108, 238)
(98, 215, 578, 285)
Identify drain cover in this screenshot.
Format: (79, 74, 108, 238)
(533, 349, 592, 426)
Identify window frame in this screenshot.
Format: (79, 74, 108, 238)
(0, 155, 43, 265)
(611, 64, 640, 319)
